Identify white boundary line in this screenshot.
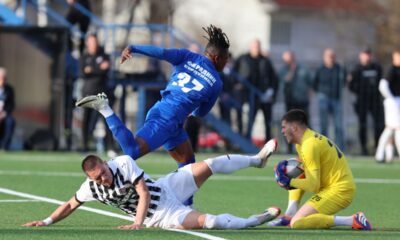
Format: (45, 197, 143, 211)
(0, 199, 39, 203)
(0, 187, 227, 240)
(1, 170, 400, 184)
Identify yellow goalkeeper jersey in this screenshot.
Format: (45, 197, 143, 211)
(291, 128, 355, 192)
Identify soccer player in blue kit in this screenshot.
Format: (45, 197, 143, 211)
(76, 25, 234, 206)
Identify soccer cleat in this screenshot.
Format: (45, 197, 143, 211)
(252, 206, 281, 225)
(256, 138, 278, 168)
(267, 215, 292, 227)
(352, 212, 372, 230)
(76, 92, 109, 111)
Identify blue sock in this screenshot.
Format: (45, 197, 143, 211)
(178, 155, 196, 206)
(106, 114, 140, 160)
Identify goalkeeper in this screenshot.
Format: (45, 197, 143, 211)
(270, 109, 372, 230)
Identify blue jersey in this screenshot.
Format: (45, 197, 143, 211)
(129, 45, 223, 124)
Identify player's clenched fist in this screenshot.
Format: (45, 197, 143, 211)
(22, 221, 47, 227)
(120, 47, 133, 64)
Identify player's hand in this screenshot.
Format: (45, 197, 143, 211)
(22, 221, 47, 227)
(84, 66, 92, 74)
(274, 160, 293, 190)
(118, 224, 141, 230)
(100, 61, 110, 70)
(0, 111, 6, 120)
(120, 47, 133, 64)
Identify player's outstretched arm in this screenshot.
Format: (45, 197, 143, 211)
(118, 178, 150, 230)
(22, 196, 82, 227)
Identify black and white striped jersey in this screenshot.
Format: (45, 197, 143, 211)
(75, 155, 162, 218)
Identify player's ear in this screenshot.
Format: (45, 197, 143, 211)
(291, 123, 298, 132)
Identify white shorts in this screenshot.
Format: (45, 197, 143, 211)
(384, 97, 400, 128)
(144, 164, 199, 229)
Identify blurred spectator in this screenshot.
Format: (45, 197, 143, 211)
(375, 50, 400, 163)
(184, 43, 202, 152)
(218, 53, 244, 135)
(0, 67, 15, 150)
(79, 33, 113, 153)
(314, 48, 346, 150)
(349, 49, 384, 155)
(279, 50, 312, 118)
(279, 50, 312, 153)
(234, 39, 278, 142)
(66, 0, 91, 54)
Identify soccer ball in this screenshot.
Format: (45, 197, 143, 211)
(285, 158, 304, 178)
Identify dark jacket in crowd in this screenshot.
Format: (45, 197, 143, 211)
(80, 46, 110, 95)
(233, 54, 278, 101)
(314, 63, 346, 99)
(349, 62, 382, 105)
(0, 84, 15, 114)
(279, 64, 312, 105)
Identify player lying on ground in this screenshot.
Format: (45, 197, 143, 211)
(269, 109, 372, 230)
(22, 143, 279, 229)
(76, 25, 230, 206)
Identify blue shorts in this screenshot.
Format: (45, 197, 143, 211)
(136, 107, 189, 151)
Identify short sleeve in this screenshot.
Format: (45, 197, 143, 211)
(115, 156, 145, 185)
(75, 179, 96, 203)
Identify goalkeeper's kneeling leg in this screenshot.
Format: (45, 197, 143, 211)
(291, 214, 334, 229)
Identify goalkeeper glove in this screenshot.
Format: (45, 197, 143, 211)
(274, 160, 294, 190)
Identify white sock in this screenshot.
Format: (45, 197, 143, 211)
(99, 105, 114, 118)
(203, 214, 259, 229)
(385, 143, 394, 162)
(394, 129, 400, 160)
(333, 216, 353, 226)
(375, 128, 393, 161)
(204, 154, 255, 174)
(285, 200, 299, 217)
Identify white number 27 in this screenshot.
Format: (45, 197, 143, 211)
(172, 72, 204, 93)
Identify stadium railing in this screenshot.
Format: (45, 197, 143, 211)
(0, 0, 262, 153)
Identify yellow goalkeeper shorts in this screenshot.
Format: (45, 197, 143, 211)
(306, 187, 355, 215)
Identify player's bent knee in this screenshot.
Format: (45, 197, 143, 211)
(290, 219, 302, 229)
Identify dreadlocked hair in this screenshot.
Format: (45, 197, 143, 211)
(202, 25, 230, 55)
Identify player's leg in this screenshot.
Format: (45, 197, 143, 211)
(394, 128, 400, 161)
(168, 139, 195, 167)
(190, 139, 278, 190)
(181, 208, 280, 229)
(165, 131, 196, 206)
(76, 93, 148, 159)
(165, 139, 278, 207)
(200, 138, 278, 177)
(290, 189, 371, 230)
(291, 210, 372, 230)
(375, 128, 394, 162)
(385, 140, 394, 162)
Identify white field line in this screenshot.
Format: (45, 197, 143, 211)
(0, 170, 400, 184)
(0, 199, 39, 203)
(0, 187, 227, 240)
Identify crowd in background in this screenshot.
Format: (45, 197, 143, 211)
(216, 39, 400, 163)
(1, 0, 399, 164)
